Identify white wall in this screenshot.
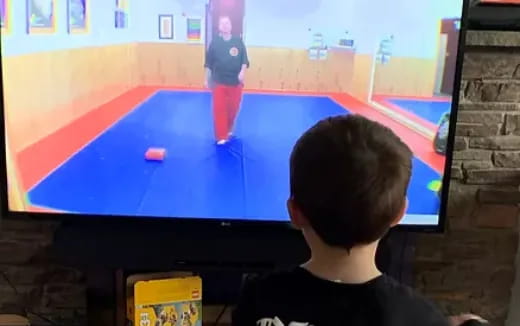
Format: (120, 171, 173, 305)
(2, 0, 136, 57)
(382, 0, 464, 58)
(244, 0, 355, 49)
(1, 0, 208, 57)
(2, 0, 464, 57)
(133, 0, 207, 44)
(243, 0, 464, 58)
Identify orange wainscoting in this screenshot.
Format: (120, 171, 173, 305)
(5, 134, 26, 211)
(373, 56, 437, 97)
(135, 43, 436, 100)
(350, 54, 373, 102)
(135, 43, 356, 93)
(3, 43, 138, 154)
(135, 43, 206, 87)
(246, 47, 354, 92)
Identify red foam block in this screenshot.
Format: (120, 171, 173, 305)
(145, 148, 166, 161)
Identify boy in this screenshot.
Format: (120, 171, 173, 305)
(204, 15, 249, 145)
(232, 115, 485, 326)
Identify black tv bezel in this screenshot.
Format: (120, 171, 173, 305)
(0, 0, 470, 234)
(478, 0, 520, 4)
(468, 0, 520, 31)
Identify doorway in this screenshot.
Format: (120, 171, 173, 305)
(434, 18, 460, 96)
(205, 0, 245, 49)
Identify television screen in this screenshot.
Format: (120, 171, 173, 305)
(1, 0, 465, 227)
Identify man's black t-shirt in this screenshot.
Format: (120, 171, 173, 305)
(205, 36, 249, 86)
(232, 268, 449, 326)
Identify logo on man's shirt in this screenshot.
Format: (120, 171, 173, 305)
(257, 317, 313, 326)
(229, 47, 239, 57)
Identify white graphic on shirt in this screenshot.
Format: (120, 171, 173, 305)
(229, 47, 239, 57)
(256, 317, 312, 326)
(257, 317, 284, 326)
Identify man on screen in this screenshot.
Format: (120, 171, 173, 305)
(204, 16, 249, 145)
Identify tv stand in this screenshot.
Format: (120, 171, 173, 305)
(52, 222, 416, 326)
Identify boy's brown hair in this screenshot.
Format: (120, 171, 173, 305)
(289, 114, 413, 250)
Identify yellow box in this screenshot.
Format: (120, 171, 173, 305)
(128, 276, 202, 326)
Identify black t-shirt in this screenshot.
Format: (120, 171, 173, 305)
(205, 36, 249, 86)
(232, 268, 449, 326)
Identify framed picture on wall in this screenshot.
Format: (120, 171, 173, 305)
(67, 0, 88, 33)
(27, 0, 56, 34)
(1, 0, 10, 34)
(158, 15, 174, 39)
(187, 17, 202, 41)
(115, 0, 128, 29)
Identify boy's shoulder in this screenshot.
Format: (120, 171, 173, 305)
(377, 277, 450, 326)
(237, 268, 449, 326)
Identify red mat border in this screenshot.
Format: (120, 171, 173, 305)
(372, 95, 445, 133)
(17, 87, 445, 193)
(375, 94, 452, 102)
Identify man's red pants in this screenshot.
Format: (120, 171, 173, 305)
(212, 83, 243, 141)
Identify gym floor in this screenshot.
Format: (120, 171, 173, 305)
(18, 88, 446, 222)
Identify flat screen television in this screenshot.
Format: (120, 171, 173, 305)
(0, 0, 468, 231)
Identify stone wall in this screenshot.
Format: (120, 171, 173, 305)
(0, 219, 86, 326)
(414, 31, 520, 326)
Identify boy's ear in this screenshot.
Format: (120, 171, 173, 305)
(287, 198, 307, 230)
(390, 197, 408, 227)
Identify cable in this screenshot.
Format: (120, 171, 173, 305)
(27, 311, 61, 326)
(213, 273, 255, 326)
(0, 270, 62, 326)
(213, 304, 229, 326)
(1, 270, 19, 295)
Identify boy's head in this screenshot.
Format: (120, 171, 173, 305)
(288, 115, 412, 251)
(218, 16, 232, 34)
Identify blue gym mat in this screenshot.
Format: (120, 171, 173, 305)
(28, 91, 441, 221)
(388, 98, 452, 125)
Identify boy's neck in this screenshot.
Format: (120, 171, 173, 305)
(303, 241, 381, 284)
